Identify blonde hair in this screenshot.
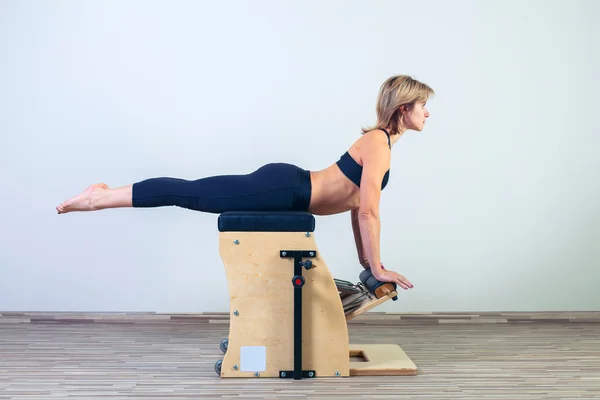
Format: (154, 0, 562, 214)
(362, 75, 435, 135)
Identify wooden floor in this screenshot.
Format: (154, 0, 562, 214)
(1, 313, 600, 399)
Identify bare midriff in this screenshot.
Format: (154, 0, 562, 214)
(307, 164, 360, 215)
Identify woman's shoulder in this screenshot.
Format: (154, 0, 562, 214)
(358, 129, 391, 154)
(364, 128, 390, 143)
(345, 129, 391, 167)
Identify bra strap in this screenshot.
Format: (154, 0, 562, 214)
(381, 128, 391, 148)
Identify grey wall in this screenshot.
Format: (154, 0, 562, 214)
(1, 0, 598, 313)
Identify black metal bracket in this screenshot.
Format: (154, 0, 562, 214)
(279, 370, 316, 379)
(279, 250, 317, 380)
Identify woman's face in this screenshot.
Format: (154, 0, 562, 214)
(404, 102, 430, 131)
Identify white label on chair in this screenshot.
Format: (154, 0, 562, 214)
(240, 346, 266, 372)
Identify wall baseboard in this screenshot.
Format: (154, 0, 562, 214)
(1, 311, 599, 325)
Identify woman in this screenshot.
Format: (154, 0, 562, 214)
(56, 75, 434, 291)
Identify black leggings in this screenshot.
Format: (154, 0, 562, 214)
(131, 163, 312, 214)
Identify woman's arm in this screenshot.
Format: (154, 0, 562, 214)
(356, 130, 414, 290)
(351, 208, 370, 268)
(356, 131, 390, 280)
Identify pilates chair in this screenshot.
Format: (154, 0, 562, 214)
(214, 211, 417, 379)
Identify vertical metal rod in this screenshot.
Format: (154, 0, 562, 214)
(293, 252, 302, 380)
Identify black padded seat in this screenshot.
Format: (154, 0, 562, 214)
(218, 211, 316, 232)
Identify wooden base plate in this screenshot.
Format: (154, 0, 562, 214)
(349, 344, 418, 376)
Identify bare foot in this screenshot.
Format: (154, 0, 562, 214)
(56, 183, 109, 214)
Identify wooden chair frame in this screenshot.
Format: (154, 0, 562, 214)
(215, 227, 417, 379)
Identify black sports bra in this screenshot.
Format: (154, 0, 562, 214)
(336, 129, 391, 190)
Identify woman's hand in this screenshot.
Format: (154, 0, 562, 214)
(376, 269, 414, 290)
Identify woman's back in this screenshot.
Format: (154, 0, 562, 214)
(307, 129, 393, 215)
